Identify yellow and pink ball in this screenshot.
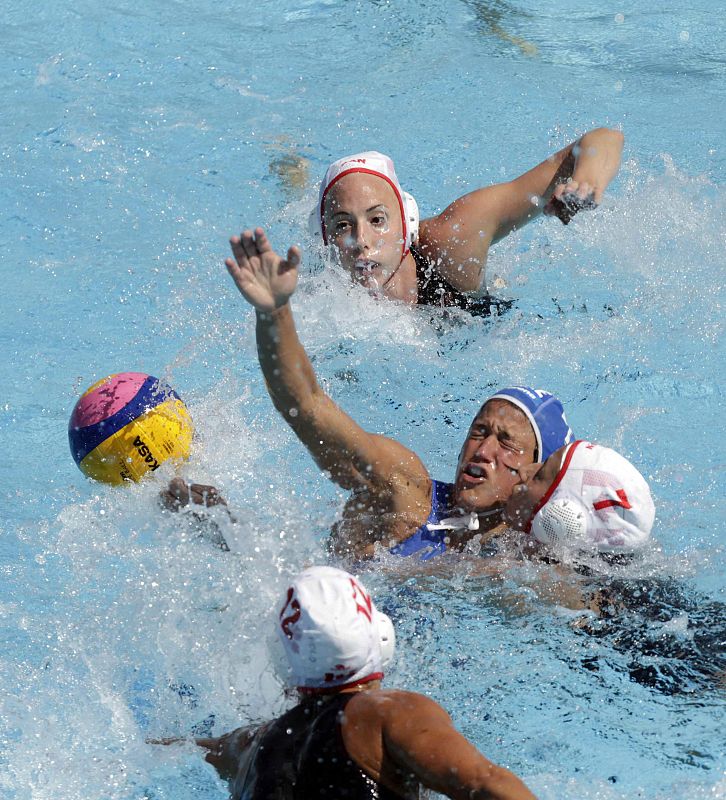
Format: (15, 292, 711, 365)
(68, 372, 193, 484)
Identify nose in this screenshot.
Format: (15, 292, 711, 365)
(473, 434, 499, 462)
(351, 222, 370, 252)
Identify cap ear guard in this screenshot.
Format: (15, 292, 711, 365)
(402, 191, 419, 249)
(375, 610, 396, 668)
(308, 204, 323, 239)
(531, 497, 588, 550)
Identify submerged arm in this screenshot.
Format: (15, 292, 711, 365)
(148, 726, 258, 783)
(195, 730, 254, 781)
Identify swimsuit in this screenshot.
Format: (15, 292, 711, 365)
(411, 245, 513, 316)
(389, 480, 455, 561)
(230, 694, 407, 799)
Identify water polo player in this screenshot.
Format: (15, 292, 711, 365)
(308, 127, 624, 309)
(501, 445, 726, 697)
(505, 440, 655, 557)
(225, 229, 573, 561)
(156, 566, 536, 800)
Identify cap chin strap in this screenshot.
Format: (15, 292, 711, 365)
(426, 507, 501, 532)
(427, 512, 479, 532)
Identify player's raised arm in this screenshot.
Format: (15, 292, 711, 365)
(225, 228, 428, 494)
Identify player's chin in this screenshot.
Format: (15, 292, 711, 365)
(454, 482, 500, 513)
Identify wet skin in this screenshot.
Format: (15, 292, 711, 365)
(318, 128, 625, 303)
(323, 173, 418, 302)
(453, 399, 537, 514)
(504, 444, 569, 530)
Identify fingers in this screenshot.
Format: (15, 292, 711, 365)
(286, 245, 302, 269)
(160, 479, 227, 511)
(544, 181, 598, 224)
(225, 227, 299, 310)
(227, 236, 245, 282)
(240, 229, 259, 260)
(159, 477, 191, 511)
(188, 483, 227, 508)
(254, 227, 273, 253)
(229, 228, 272, 261)
(226, 231, 260, 287)
(224, 255, 239, 278)
(561, 181, 598, 205)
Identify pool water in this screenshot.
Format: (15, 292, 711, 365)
(1, 1, 724, 798)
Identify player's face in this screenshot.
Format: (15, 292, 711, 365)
(454, 400, 536, 513)
(323, 173, 405, 291)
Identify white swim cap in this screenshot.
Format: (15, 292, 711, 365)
(309, 151, 419, 258)
(528, 440, 655, 553)
(276, 566, 395, 691)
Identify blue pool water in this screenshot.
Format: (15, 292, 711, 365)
(2, 1, 724, 798)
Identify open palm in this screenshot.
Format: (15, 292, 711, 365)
(226, 228, 301, 311)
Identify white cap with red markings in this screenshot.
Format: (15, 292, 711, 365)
(309, 151, 419, 257)
(528, 440, 655, 553)
(277, 566, 395, 691)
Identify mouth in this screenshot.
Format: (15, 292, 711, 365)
(459, 463, 489, 486)
(353, 259, 382, 274)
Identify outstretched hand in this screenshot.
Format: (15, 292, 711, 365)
(544, 180, 599, 225)
(226, 228, 301, 312)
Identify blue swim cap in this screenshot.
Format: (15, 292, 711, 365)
(487, 387, 573, 463)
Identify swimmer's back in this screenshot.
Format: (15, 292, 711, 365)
(231, 693, 410, 799)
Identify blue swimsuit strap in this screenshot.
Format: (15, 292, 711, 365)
(389, 480, 454, 561)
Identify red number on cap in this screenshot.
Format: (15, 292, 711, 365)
(349, 578, 373, 622)
(279, 587, 301, 639)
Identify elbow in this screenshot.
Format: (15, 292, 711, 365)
(271, 395, 309, 423)
(607, 127, 625, 147)
(585, 127, 624, 145)
(269, 387, 322, 427)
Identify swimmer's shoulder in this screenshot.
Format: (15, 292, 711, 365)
(367, 432, 431, 488)
(345, 687, 448, 724)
